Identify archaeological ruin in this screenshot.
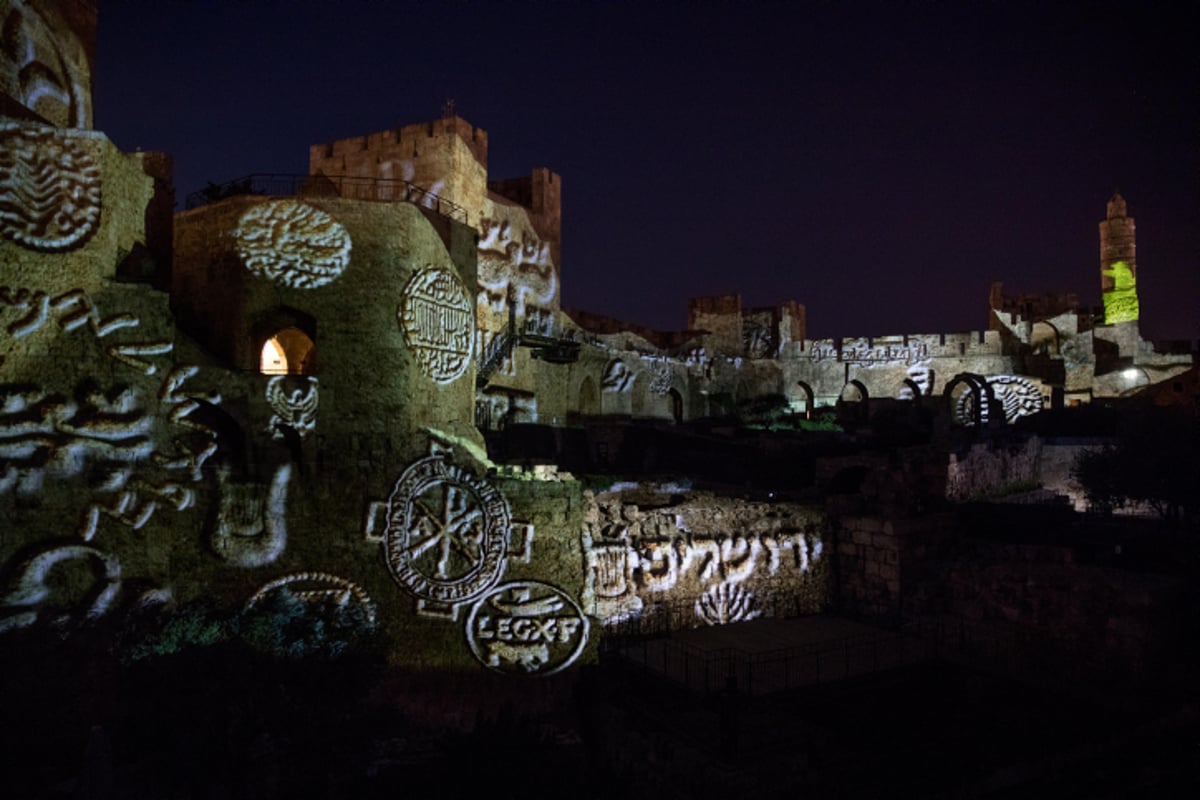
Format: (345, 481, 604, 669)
(1, 0, 1195, 688)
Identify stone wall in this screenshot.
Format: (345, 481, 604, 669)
(944, 435, 1041, 501)
(581, 488, 828, 629)
(833, 513, 957, 621)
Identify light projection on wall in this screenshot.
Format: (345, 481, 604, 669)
(0, 543, 168, 634)
(808, 339, 931, 367)
(477, 214, 558, 320)
(0, 288, 223, 543)
(211, 464, 290, 568)
(646, 358, 673, 396)
(1101, 260, 1139, 324)
(696, 581, 760, 626)
(0, 382, 152, 495)
(953, 374, 1043, 426)
(235, 200, 351, 288)
(364, 450, 532, 620)
(601, 359, 634, 393)
(0, 1, 92, 128)
(897, 365, 934, 400)
(246, 571, 377, 627)
(0, 122, 100, 251)
(0, 544, 120, 633)
(743, 316, 776, 359)
(465, 580, 589, 675)
(399, 266, 474, 384)
(476, 388, 537, 430)
(265, 376, 317, 440)
(581, 495, 823, 626)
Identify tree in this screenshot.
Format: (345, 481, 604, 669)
(1072, 407, 1200, 525)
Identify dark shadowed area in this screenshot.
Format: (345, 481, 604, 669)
(93, 0, 1198, 342)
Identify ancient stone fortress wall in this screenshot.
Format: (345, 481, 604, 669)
(309, 116, 561, 367)
(581, 487, 827, 628)
(2, 136, 593, 676)
(1, 120, 161, 297)
(0, 0, 95, 129)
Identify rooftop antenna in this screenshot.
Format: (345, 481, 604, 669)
(442, 98, 456, 119)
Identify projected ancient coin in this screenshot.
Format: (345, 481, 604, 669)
(384, 455, 510, 608)
(466, 581, 589, 676)
(0, 123, 101, 251)
(399, 267, 474, 383)
(235, 200, 350, 288)
(245, 571, 376, 626)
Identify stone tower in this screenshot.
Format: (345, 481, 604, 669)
(1098, 192, 1139, 324)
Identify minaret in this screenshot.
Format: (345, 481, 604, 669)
(1098, 192, 1139, 324)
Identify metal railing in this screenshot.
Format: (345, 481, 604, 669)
(184, 173, 469, 224)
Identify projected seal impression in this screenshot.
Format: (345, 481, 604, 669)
(399, 267, 474, 384)
(383, 455, 510, 611)
(466, 581, 589, 675)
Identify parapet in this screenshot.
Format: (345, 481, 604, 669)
(309, 115, 490, 174)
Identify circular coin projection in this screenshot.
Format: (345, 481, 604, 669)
(384, 456, 510, 609)
(235, 200, 351, 288)
(0, 123, 101, 251)
(399, 267, 474, 384)
(466, 581, 590, 676)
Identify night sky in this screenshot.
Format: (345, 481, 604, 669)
(94, 1, 1198, 342)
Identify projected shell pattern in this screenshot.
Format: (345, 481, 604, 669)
(399, 267, 474, 383)
(0, 123, 101, 251)
(235, 200, 351, 288)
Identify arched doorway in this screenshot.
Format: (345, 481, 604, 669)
(837, 379, 869, 425)
(668, 388, 684, 423)
(578, 376, 600, 416)
(260, 326, 316, 375)
(795, 381, 815, 419)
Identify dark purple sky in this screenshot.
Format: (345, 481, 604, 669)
(95, 1, 1198, 342)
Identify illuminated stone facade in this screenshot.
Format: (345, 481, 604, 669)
(0, 4, 1193, 676)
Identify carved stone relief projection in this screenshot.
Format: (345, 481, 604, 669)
(0, 381, 152, 496)
(477, 212, 557, 318)
(0, 543, 167, 633)
(235, 200, 351, 288)
(808, 339, 931, 367)
(581, 494, 823, 627)
(696, 581, 761, 626)
(743, 317, 775, 359)
(0, 122, 100, 251)
(246, 571, 377, 627)
(954, 375, 1043, 426)
(210, 464, 290, 568)
(647, 358, 673, 396)
(399, 266, 474, 384)
(265, 376, 317, 439)
(0, 1, 92, 128)
(466, 581, 589, 675)
(0, 288, 223, 544)
(601, 359, 634, 393)
(365, 451, 532, 620)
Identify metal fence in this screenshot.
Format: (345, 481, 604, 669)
(184, 173, 469, 224)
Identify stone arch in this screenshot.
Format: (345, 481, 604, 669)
(253, 307, 317, 376)
(260, 327, 316, 375)
(944, 372, 998, 427)
(898, 378, 924, 403)
(578, 375, 600, 416)
(837, 379, 869, 426)
(667, 388, 684, 424)
(839, 379, 869, 404)
(795, 381, 815, 419)
(1030, 321, 1061, 356)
